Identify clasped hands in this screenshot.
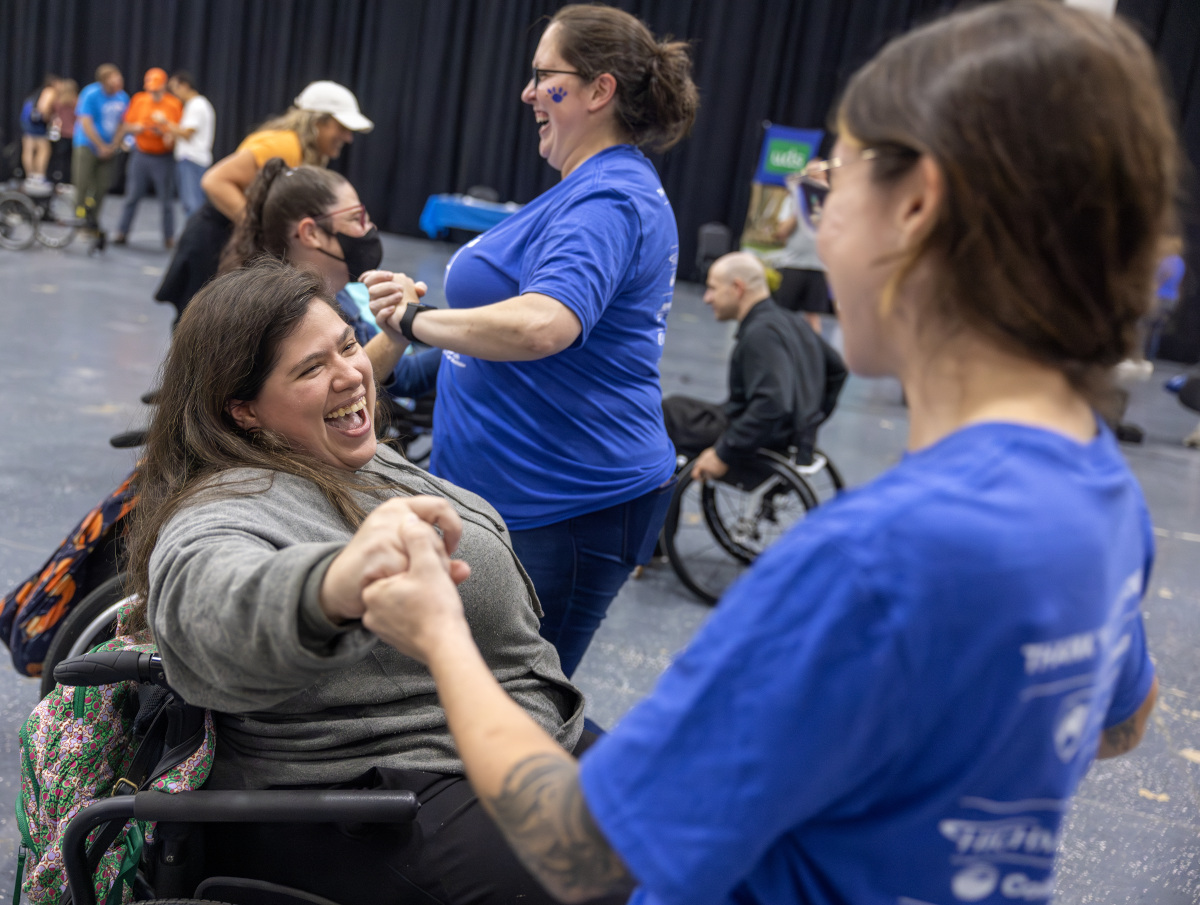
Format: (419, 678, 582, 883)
(360, 270, 428, 343)
(319, 496, 473, 663)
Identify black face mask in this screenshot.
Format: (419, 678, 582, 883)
(316, 224, 383, 281)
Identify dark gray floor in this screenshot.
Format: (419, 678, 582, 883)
(0, 200, 1197, 902)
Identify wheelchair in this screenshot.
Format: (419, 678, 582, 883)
(662, 446, 844, 604)
(47, 648, 419, 905)
(0, 178, 96, 251)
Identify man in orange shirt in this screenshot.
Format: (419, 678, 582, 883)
(114, 68, 183, 249)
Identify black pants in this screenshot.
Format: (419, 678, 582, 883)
(774, 268, 832, 315)
(662, 395, 727, 461)
(155, 200, 232, 322)
(202, 738, 629, 905)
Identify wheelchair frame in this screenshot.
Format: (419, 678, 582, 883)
(50, 649, 420, 905)
(662, 447, 844, 604)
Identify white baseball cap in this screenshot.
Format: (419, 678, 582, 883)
(294, 81, 374, 133)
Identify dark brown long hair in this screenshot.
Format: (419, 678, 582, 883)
(836, 0, 1182, 397)
(220, 159, 345, 274)
(550, 4, 698, 153)
(125, 261, 406, 626)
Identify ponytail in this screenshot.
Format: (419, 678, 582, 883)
(219, 160, 344, 274)
(551, 5, 698, 153)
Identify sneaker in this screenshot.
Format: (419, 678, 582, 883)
(1185, 424, 1200, 449)
(1165, 374, 1187, 393)
(164, 236, 175, 250)
(23, 176, 51, 197)
(1115, 359, 1154, 381)
(111, 233, 127, 246)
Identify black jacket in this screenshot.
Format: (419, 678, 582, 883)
(717, 297, 847, 464)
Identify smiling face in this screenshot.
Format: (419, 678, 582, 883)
(521, 24, 596, 175)
(229, 300, 377, 470)
(315, 117, 355, 159)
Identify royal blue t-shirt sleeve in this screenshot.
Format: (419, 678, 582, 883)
(1102, 608, 1154, 728)
(579, 533, 908, 905)
(520, 190, 641, 345)
(1104, 515, 1156, 727)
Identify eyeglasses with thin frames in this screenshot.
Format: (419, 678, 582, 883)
(792, 149, 883, 231)
(531, 67, 582, 87)
(314, 204, 370, 230)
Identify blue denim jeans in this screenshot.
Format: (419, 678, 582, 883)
(176, 158, 207, 221)
(117, 149, 175, 239)
(510, 480, 675, 678)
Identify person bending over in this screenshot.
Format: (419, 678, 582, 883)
(663, 251, 846, 483)
(357, 3, 1169, 903)
(156, 81, 372, 324)
(125, 261, 622, 905)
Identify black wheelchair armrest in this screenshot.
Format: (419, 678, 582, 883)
(64, 790, 421, 905)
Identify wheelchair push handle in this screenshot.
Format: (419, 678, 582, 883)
(53, 649, 168, 688)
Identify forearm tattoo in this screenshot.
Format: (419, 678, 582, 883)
(487, 753, 633, 903)
(1102, 713, 1140, 755)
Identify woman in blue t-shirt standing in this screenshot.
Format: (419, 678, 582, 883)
(375, 5, 698, 676)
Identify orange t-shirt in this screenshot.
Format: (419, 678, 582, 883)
(237, 129, 303, 168)
(123, 91, 183, 155)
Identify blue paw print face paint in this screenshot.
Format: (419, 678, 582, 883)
(547, 86, 567, 103)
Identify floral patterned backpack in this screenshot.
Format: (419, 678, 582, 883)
(14, 607, 215, 905)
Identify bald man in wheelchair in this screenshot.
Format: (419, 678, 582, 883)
(663, 251, 846, 481)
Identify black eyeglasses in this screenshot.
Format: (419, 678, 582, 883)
(531, 67, 582, 86)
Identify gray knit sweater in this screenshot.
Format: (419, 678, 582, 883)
(148, 445, 583, 789)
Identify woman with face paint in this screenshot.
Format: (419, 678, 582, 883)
(375, 5, 700, 678)
(221, 159, 440, 402)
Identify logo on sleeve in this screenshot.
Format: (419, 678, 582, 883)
(951, 863, 999, 901)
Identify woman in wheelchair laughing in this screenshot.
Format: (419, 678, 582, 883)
(124, 260, 623, 905)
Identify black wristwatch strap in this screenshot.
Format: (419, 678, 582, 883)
(399, 303, 433, 343)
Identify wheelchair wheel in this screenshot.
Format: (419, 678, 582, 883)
(0, 191, 37, 250)
(39, 575, 130, 697)
(663, 456, 818, 605)
(35, 187, 79, 248)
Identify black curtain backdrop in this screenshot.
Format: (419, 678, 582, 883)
(0, 0, 959, 277)
(2, 0, 1198, 358)
(1118, 0, 1200, 363)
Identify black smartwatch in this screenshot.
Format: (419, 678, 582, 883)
(399, 302, 435, 343)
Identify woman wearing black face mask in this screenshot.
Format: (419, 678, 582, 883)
(221, 158, 439, 400)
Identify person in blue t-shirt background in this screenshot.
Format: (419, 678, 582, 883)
(372, 4, 699, 677)
(72, 64, 130, 231)
(355, 3, 1178, 904)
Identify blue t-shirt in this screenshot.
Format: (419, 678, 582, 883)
(580, 422, 1155, 905)
(431, 144, 678, 529)
(73, 82, 130, 150)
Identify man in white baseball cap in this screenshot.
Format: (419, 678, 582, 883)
(295, 80, 374, 133)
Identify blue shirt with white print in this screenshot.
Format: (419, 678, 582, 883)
(580, 421, 1156, 905)
(431, 144, 677, 529)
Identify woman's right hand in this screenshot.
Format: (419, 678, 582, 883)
(367, 272, 427, 341)
(319, 496, 465, 624)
